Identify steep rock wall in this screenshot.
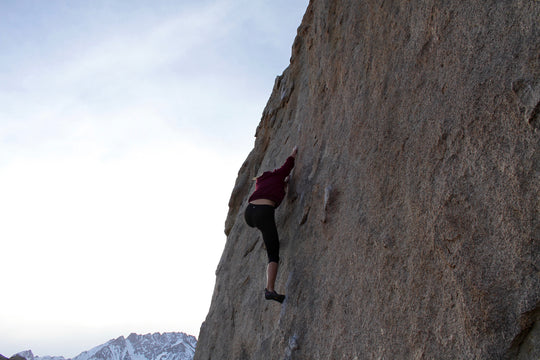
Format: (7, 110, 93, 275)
(195, 1, 539, 359)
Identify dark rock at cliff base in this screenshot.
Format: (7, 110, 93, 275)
(195, 0, 540, 359)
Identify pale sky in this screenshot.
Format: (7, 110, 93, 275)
(0, 1, 308, 357)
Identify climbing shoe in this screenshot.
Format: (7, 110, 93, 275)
(265, 289, 285, 303)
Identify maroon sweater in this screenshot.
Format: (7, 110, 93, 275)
(248, 156, 295, 208)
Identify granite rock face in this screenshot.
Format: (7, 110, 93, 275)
(195, 1, 539, 359)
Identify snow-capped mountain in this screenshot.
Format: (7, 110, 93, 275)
(13, 350, 65, 360)
(15, 332, 196, 360)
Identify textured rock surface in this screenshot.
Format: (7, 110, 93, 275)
(195, 1, 539, 359)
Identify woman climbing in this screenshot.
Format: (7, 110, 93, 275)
(244, 145, 298, 303)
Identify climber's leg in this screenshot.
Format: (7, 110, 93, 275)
(249, 204, 285, 302)
(266, 261, 278, 292)
(265, 263, 285, 303)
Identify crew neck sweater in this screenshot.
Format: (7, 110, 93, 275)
(248, 156, 295, 208)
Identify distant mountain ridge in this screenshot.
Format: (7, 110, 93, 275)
(7, 332, 196, 360)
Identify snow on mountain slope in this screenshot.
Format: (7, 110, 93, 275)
(16, 332, 196, 360)
(14, 351, 65, 360)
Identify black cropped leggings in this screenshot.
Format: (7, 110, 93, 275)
(244, 203, 280, 263)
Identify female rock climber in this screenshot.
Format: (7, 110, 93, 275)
(244, 146, 298, 303)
